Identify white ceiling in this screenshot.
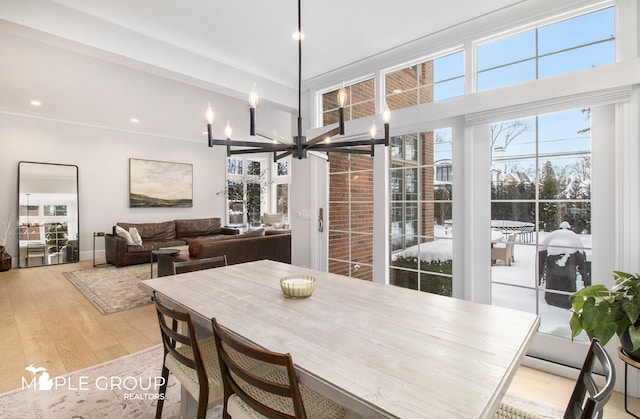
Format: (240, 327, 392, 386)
(0, 0, 578, 141)
(46, 0, 526, 84)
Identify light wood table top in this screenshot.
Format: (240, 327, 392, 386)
(141, 260, 539, 418)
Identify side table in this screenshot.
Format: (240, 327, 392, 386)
(92, 232, 109, 267)
(150, 248, 179, 278)
(618, 346, 640, 418)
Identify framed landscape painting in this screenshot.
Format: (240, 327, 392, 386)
(129, 158, 193, 208)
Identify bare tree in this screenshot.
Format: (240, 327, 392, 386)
(491, 120, 528, 149)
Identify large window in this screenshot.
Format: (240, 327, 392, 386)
(223, 157, 291, 226)
(477, 7, 614, 91)
(224, 158, 268, 226)
(389, 128, 453, 296)
(273, 159, 290, 219)
(385, 51, 464, 110)
(490, 108, 591, 340)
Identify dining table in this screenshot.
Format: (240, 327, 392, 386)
(140, 259, 539, 418)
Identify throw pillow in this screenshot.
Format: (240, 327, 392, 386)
(115, 225, 137, 246)
(129, 227, 143, 245)
(262, 213, 284, 226)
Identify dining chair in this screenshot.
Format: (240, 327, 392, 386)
(497, 338, 615, 419)
(154, 291, 223, 419)
(211, 317, 348, 419)
(491, 233, 516, 266)
(565, 338, 616, 418)
(26, 243, 46, 266)
(173, 255, 228, 275)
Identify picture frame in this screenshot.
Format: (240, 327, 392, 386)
(129, 158, 193, 208)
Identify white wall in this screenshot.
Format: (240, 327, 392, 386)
(0, 112, 230, 264)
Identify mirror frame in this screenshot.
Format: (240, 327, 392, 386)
(17, 161, 79, 268)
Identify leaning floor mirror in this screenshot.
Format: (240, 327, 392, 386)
(18, 161, 79, 267)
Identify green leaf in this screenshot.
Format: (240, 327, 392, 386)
(580, 297, 606, 332)
(590, 322, 617, 346)
(629, 325, 640, 352)
(569, 313, 584, 339)
(622, 298, 640, 324)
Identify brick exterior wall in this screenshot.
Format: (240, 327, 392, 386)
(324, 61, 440, 284)
(329, 153, 375, 281)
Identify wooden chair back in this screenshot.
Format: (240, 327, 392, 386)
(565, 338, 616, 419)
(153, 291, 210, 418)
(173, 255, 228, 275)
(211, 317, 306, 419)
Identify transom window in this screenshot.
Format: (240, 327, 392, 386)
(384, 51, 464, 110)
(477, 7, 614, 91)
(321, 78, 375, 127)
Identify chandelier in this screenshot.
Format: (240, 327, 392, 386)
(206, 0, 390, 160)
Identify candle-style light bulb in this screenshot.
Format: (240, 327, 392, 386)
(205, 102, 215, 125)
(337, 87, 348, 108)
(370, 122, 377, 139)
(337, 85, 348, 136)
(249, 84, 259, 109)
(225, 121, 232, 139)
(382, 104, 391, 145)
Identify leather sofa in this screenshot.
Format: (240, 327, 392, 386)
(105, 217, 238, 267)
(157, 229, 291, 277)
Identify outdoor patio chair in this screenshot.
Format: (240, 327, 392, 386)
(211, 317, 348, 419)
(491, 233, 516, 266)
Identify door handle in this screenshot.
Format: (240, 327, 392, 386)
(318, 208, 324, 232)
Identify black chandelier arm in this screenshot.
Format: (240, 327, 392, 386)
(274, 150, 293, 161)
(306, 126, 341, 146)
(317, 147, 374, 155)
(208, 138, 291, 151)
(308, 137, 389, 149)
(255, 131, 290, 145)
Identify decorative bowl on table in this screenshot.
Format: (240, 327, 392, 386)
(280, 275, 316, 299)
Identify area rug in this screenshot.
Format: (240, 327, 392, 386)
(0, 344, 222, 419)
(495, 393, 564, 418)
(0, 343, 564, 419)
(63, 264, 154, 314)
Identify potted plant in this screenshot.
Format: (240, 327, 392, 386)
(569, 270, 640, 359)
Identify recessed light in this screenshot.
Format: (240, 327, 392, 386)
(30, 100, 42, 107)
(130, 118, 139, 123)
(392, 89, 403, 94)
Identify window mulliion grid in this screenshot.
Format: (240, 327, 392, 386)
(384, 50, 464, 111)
(389, 130, 453, 297)
(476, 7, 615, 91)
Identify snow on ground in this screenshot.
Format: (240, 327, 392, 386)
(395, 225, 593, 342)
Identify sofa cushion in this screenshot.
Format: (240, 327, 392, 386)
(115, 225, 138, 246)
(117, 221, 176, 241)
(265, 229, 290, 236)
(262, 213, 284, 226)
(127, 240, 187, 253)
(242, 228, 265, 238)
(175, 218, 221, 238)
(188, 234, 238, 258)
(129, 227, 143, 245)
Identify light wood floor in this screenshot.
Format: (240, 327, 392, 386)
(0, 260, 637, 417)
